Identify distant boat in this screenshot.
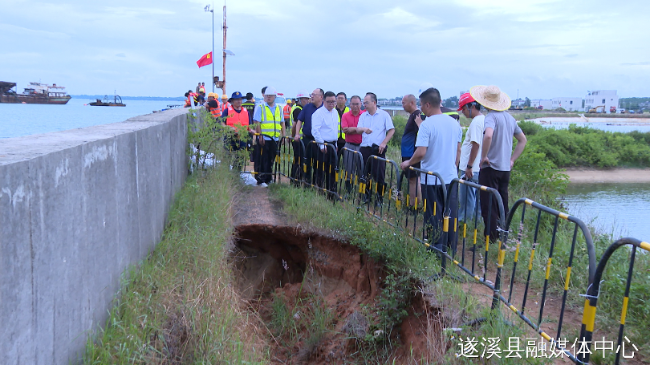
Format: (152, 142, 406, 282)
(90, 94, 126, 107)
(0, 81, 71, 104)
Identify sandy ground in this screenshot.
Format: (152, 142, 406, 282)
(564, 167, 650, 183)
(532, 116, 650, 124)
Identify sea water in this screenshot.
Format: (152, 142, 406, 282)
(0, 97, 182, 139)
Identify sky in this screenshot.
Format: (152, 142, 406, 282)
(2, 0, 649, 100)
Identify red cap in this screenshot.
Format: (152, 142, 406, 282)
(457, 92, 475, 111)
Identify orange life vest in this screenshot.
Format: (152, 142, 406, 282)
(209, 107, 221, 119)
(283, 104, 291, 119)
(221, 101, 231, 113)
(225, 105, 250, 128)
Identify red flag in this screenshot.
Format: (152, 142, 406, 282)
(196, 52, 212, 68)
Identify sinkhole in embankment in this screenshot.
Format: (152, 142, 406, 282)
(230, 224, 447, 363)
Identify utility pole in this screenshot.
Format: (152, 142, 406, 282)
(222, 2, 227, 96)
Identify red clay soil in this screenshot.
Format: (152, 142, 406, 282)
(231, 224, 441, 364)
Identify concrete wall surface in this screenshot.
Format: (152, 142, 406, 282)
(0, 108, 189, 364)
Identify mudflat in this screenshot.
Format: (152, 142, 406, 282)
(563, 167, 650, 183)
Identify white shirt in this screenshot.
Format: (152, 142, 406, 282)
(311, 106, 339, 148)
(357, 108, 395, 147)
(415, 114, 462, 185)
(459, 114, 485, 173)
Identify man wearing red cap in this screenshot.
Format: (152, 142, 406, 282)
(457, 92, 485, 225)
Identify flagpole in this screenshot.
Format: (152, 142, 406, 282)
(211, 3, 215, 93)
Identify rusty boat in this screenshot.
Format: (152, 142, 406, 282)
(0, 81, 71, 104)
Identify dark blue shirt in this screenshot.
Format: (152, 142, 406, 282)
(401, 110, 426, 158)
(297, 102, 323, 138)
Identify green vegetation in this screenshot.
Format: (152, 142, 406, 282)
(269, 184, 549, 363)
(268, 290, 334, 360)
(83, 114, 267, 364)
(518, 121, 650, 168)
(513, 112, 581, 121)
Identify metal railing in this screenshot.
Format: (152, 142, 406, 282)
(578, 237, 650, 364)
(266, 141, 647, 364)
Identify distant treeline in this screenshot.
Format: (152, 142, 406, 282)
(519, 121, 650, 168)
(619, 97, 650, 110)
(71, 95, 185, 101)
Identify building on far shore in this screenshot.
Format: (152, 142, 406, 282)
(584, 90, 618, 113)
(511, 98, 526, 108)
(551, 97, 582, 111)
(530, 99, 553, 110)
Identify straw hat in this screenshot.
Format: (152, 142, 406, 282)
(469, 85, 511, 111)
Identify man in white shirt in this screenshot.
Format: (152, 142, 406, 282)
(400, 87, 462, 251)
(355, 92, 395, 202)
(311, 91, 339, 190)
(458, 92, 485, 224)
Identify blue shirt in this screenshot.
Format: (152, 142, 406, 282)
(297, 102, 323, 138)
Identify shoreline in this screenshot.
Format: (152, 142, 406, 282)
(531, 116, 650, 124)
(563, 167, 650, 183)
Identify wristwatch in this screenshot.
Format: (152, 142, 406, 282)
(467, 164, 473, 169)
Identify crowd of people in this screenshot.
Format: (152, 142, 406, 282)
(195, 83, 527, 250)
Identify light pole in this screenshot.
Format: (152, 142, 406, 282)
(204, 4, 215, 93)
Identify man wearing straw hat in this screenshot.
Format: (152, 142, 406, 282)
(470, 85, 527, 244)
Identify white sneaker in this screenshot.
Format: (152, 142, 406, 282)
(260, 183, 268, 188)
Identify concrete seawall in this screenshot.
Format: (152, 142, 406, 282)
(0, 108, 189, 364)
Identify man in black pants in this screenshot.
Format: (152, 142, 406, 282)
(311, 91, 340, 191)
(290, 91, 310, 183)
(253, 86, 285, 187)
(400, 87, 462, 251)
(294, 88, 324, 184)
(354, 92, 395, 202)
(471, 85, 527, 244)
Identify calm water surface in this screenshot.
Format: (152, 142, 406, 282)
(3, 103, 649, 242)
(561, 183, 650, 241)
(0, 98, 182, 139)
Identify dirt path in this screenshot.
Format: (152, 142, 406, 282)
(232, 184, 286, 226)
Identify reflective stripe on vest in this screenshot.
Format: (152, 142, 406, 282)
(337, 106, 350, 139)
(242, 101, 255, 124)
(290, 104, 302, 132)
(209, 107, 220, 119)
(443, 111, 460, 120)
(221, 101, 231, 113)
(290, 105, 302, 125)
(225, 105, 249, 128)
(260, 104, 282, 138)
(283, 104, 291, 119)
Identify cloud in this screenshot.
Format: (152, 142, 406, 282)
(621, 62, 650, 66)
(0, 23, 70, 40)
